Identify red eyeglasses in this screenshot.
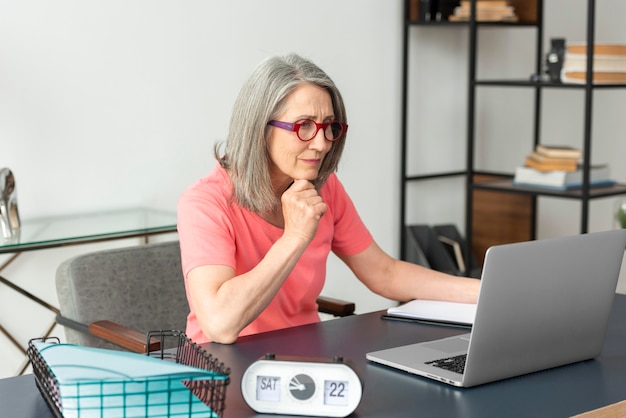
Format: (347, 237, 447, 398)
(268, 119, 348, 142)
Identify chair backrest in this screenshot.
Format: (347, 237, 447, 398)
(55, 241, 189, 350)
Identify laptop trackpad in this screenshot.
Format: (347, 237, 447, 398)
(423, 336, 469, 353)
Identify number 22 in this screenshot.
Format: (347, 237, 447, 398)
(328, 382, 345, 398)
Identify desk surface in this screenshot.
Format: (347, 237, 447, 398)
(0, 207, 177, 253)
(4, 295, 626, 417)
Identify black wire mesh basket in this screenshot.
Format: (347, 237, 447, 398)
(27, 330, 230, 417)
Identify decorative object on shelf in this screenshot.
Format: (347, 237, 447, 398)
(615, 199, 626, 229)
(419, 0, 434, 21)
(438, 0, 461, 21)
(411, 0, 460, 22)
(0, 168, 20, 242)
(546, 38, 566, 83)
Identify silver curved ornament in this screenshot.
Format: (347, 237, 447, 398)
(0, 168, 20, 242)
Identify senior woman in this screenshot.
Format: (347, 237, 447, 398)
(177, 53, 479, 344)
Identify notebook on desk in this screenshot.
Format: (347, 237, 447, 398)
(367, 229, 626, 388)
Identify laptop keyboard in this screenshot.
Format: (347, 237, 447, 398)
(425, 354, 467, 374)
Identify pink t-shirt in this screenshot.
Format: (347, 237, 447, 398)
(177, 165, 373, 343)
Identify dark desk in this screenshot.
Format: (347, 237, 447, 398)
(4, 295, 626, 417)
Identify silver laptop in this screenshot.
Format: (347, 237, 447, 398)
(366, 229, 626, 387)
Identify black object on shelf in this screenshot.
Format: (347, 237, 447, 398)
(419, 0, 460, 22)
(546, 37, 566, 82)
(419, 0, 434, 21)
(438, 0, 460, 21)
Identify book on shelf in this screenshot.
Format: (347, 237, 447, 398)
(513, 164, 615, 190)
(461, 0, 509, 5)
(561, 43, 626, 84)
(524, 152, 579, 172)
(563, 54, 626, 73)
(566, 43, 626, 56)
(524, 154, 578, 171)
(535, 144, 583, 159)
(459, 0, 509, 8)
(562, 71, 626, 84)
(527, 150, 580, 165)
(450, 0, 518, 22)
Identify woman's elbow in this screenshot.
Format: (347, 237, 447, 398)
(200, 316, 241, 344)
(209, 332, 238, 345)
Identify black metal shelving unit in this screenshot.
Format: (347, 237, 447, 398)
(400, 0, 626, 269)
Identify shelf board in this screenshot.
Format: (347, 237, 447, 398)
(475, 80, 626, 89)
(405, 170, 466, 182)
(406, 20, 469, 26)
(472, 179, 626, 199)
(406, 21, 537, 27)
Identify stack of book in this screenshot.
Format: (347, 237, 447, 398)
(523, 144, 581, 172)
(449, 0, 518, 22)
(561, 43, 626, 84)
(513, 145, 615, 190)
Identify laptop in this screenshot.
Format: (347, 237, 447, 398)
(366, 229, 626, 387)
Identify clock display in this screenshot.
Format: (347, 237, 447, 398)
(324, 380, 349, 406)
(242, 354, 363, 417)
(289, 374, 316, 400)
(256, 375, 281, 402)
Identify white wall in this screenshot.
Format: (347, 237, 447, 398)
(0, 0, 404, 378)
(1, 0, 625, 378)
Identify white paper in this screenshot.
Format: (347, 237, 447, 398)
(387, 300, 477, 326)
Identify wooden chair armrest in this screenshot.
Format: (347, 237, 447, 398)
(88, 320, 161, 353)
(316, 296, 355, 317)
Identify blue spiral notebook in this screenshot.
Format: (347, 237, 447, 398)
(34, 341, 229, 417)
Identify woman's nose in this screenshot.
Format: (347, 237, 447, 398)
(308, 128, 332, 151)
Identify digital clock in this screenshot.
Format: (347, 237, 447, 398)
(241, 353, 363, 417)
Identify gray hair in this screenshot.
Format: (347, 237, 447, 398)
(215, 53, 348, 214)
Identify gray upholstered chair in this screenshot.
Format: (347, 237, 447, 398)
(55, 241, 354, 353)
(56, 241, 188, 352)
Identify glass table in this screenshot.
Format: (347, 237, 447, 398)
(0, 207, 178, 375)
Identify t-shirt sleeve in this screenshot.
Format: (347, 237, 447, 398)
(324, 174, 373, 256)
(177, 180, 236, 278)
